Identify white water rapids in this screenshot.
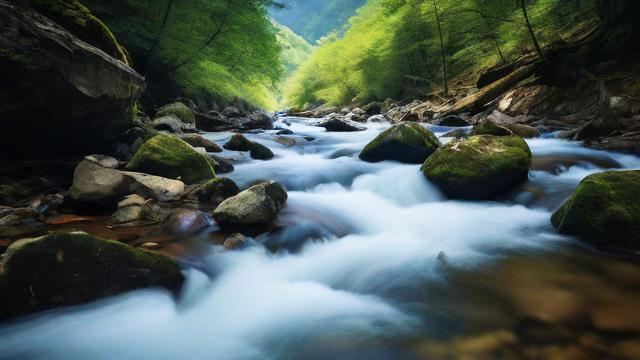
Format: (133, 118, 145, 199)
(1, 117, 639, 359)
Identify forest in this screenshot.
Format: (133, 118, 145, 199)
(1, 0, 640, 359)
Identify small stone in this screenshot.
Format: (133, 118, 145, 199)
(117, 194, 146, 208)
(113, 205, 143, 223)
(223, 233, 248, 250)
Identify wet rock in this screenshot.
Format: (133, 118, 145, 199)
(177, 134, 222, 153)
(0, 232, 184, 320)
(422, 135, 532, 200)
(113, 205, 143, 223)
(359, 123, 441, 164)
(164, 209, 210, 235)
(0, 2, 144, 159)
(223, 233, 248, 250)
(154, 102, 195, 125)
(318, 119, 365, 132)
(192, 178, 239, 207)
(435, 115, 470, 127)
(85, 154, 120, 169)
(224, 134, 253, 151)
(152, 115, 194, 134)
(277, 129, 294, 135)
(551, 170, 640, 248)
(506, 123, 540, 138)
(127, 134, 215, 185)
(249, 142, 275, 160)
(275, 136, 297, 147)
(207, 155, 235, 174)
(362, 102, 384, 115)
(366, 114, 388, 123)
(70, 159, 185, 204)
(194, 111, 231, 132)
(472, 118, 514, 136)
(213, 181, 288, 228)
(117, 194, 146, 208)
(442, 129, 469, 138)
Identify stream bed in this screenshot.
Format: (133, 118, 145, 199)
(1, 117, 640, 359)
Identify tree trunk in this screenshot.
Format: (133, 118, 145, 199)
(431, 0, 448, 95)
(520, 0, 543, 58)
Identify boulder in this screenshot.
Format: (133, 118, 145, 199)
(0, 2, 144, 159)
(0, 232, 184, 320)
(195, 111, 232, 132)
(213, 181, 288, 228)
(362, 102, 385, 115)
(70, 158, 185, 203)
(113, 205, 143, 223)
(472, 116, 540, 138)
(117, 194, 146, 208)
(152, 115, 195, 134)
(422, 136, 532, 200)
(126, 134, 215, 185)
(359, 123, 441, 164)
(154, 102, 195, 124)
(163, 209, 210, 235)
(192, 178, 239, 207)
(551, 171, 640, 248)
(472, 118, 514, 136)
(208, 155, 235, 174)
(318, 119, 365, 132)
(249, 142, 275, 160)
(224, 134, 253, 151)
(177, 134, 222, 153)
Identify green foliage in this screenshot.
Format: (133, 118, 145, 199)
(270, 0, 368, 43)
(285, 0, 600, 109)
(127, 134, 215, 185)
(83, 0, 283, 109)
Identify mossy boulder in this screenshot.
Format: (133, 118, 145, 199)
(155, 102, 195, 125)
(422, 135, 532, 200)
(127, 134, 215, 185)
(360, 123, 441, 164)
(213, 181, 288, 228)
(0, 232, 184, 320)
(472, 118, 513, 136)
(551, 171, 640, 248)
(26, 0, 129, 64)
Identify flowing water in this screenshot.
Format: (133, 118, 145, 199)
(2, 117, 640, 359)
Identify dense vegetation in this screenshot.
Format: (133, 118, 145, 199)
(270, 0, 367, 43)
(284, 0, 602, 109)
(79, 0, 284, 110)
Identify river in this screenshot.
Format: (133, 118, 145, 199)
(1, 117, 640, 359)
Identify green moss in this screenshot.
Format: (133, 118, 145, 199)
(359, 122, 441, 164)
(422, 135, 532, 200)
(27, 0, 129, 64)
(0, 232, 183, 319)
(551, 170, 640, 248)
(154, 102, 195, 124)
(126, 134, 215, 185)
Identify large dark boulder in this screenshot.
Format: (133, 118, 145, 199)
(359, 123, 441, 164)
(0, 232, 184, 320)
(213, 181, 287, 228)
(0, 1, 144, 159)
(422, 135, 532, 200)
(552, 170, 640, 249)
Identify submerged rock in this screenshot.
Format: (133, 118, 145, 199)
(359, 123, 441, 164)
(422, 135, 532, 200)
(551, 170, 640, 248)
(223, 233, 248, 250)
(164, 209, 210, 235)
(213, 181, 288, 228)
(127, 134, 215, 185)
(154, 102, 195, 125)
(0, 2, 143, 159)
(0, 232, 184, 320)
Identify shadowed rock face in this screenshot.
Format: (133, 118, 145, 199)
(0, 1, 144, 160)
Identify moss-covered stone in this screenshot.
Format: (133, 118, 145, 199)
(224, 134, 253, 151)
(154, 102, 195, 125)
(193, 178, 240, 206)
(126, 134, 215, 185)
(472, 118, 513, 136)
(27, 0, 129, 64)
(551, 171, 640, 248)
(359, 122, 441, 164)
(422, 135, 532, 200)
(0, 232, 184, 320)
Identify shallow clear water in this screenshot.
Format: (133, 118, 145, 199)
(1, 117, 640, 360)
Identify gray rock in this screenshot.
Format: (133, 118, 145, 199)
(153, 115, 194, 134)
(164, 209, 210, 235)
(113, 205, 143, 223)
(213, 181, 288, 227)
(117, 194, 146, 208)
